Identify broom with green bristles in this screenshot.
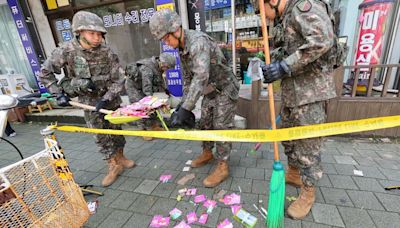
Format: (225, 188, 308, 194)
(258, 0, 285, 227)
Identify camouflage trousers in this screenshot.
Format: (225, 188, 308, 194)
(84, 110, 126, 160)
(281, 101, 327, 187)
(200, 93, 237, 161)
(126, 87, 159, 129)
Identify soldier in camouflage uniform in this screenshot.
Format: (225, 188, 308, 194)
(39, 11, 135, 187)
(252, 0, 338, 219)
(149, 9, 240, 187)
(125, 53, 176, 140)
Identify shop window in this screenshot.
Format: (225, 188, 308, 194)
(0, 5, 35, 87)
(46, 0, 160, 67)
(84, 1, 159, 66)
(205, 2, 268, 83)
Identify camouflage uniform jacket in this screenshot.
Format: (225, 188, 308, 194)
(273, 0, 337, 107)
(127, 57, 165, 96)
(40, 39, 125, 108)
(179, 29, 240, 111)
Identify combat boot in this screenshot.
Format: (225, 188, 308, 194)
(102, 155, 124, 187)
(116, 148, 135, 169)
(287, 185, 315, 219)
(191, 149, 214, 168)
(203, 160, 229, 187)
(286, 165, 303, 187)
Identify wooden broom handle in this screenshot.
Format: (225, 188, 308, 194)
(68, 101, 113, 115)
(259, 0, 280, 161)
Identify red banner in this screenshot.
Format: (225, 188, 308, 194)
(354, 0, 394, 80)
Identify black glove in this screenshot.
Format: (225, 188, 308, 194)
(95, 99, 107, 112)
(170, 107, 195, 129)
(261, 61, 290, 83)
(56, 93, 71, 107)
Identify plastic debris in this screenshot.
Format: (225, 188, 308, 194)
(186, 188, 197, 196)
(87, 201, 98, 214)
(231, 205, 241, 214)
(187, 212, 198, 224)
(169, 208, 182, 220)
(185, 160, 192, 165)
(384, 185, 400, 190)
(222, 193, 241, 205)
(182, 167, 191, 172)
(217, 218, 233, 228)
(178, 188, 187, 195)
(176, 195, 182, 201)
(233, 208, 258, 228)
(194, 194, 207, 203)
(249, 143, 261, 155)
(253, 204, 266, 219)
(150, 215, 170, 227)
(112, 96, 168, 117)
(177, 173, 195, 185)
(174, 221, 190, 228)
(159, 174, 172, 183)
(198, 213, 208, 224)
(260, 207, 268, 216)
(203, 199, 217, 208)
(353, 169, 364, 176)
(286, 196, 297, 202)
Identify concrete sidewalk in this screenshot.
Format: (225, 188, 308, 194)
(1, 122, 399, 228)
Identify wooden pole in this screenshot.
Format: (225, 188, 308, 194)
(258, 0, 280, 161)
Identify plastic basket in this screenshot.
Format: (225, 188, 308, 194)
(0, 138, 90, 227)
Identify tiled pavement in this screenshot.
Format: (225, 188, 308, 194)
(1, 122, 400, 228)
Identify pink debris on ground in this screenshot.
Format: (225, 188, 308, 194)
(194, 194, 206, 203)
(217, 218, 233, 228)
(159, 174, 172, 183)
(150, 215, 170, 227)
(223, 193, 241, 205)
(186, 188, 197, 196)
(198, 213, 208, 224)
(186, 212, 198, 224)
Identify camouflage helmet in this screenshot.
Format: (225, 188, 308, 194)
(72, 11, 107, 35)
(159, 52, 176, 69)
(149, 9, 182, 40)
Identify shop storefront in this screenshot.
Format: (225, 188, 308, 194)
(42, 0, 161, 67)
(337, 0, 400, 90)
(0, 0, 38, 95)
(30, 0, 400, 92)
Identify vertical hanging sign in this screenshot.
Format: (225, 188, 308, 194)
(187, 0, 206, 32)
(7, 0, 47, 93)
(354, 0, 395, 81)
(155, 0, 183, 97)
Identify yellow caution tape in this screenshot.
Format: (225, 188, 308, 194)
(54, 115, 400, 142)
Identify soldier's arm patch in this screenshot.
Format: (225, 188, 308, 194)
(296, 0, 312, 12)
